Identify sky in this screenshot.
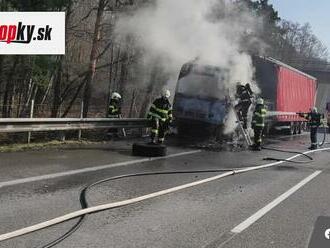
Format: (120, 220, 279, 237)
(269, 0, 330, 52)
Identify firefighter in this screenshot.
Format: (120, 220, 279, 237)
(298, 107, 323, 150)
(235, 82, 253, 129)
(251, 97, 267, 151)
(107, 92, 122, 137)
(326, 102, 330, 133)
(108, 92, 122, 118)
(147, 89, 173, 144)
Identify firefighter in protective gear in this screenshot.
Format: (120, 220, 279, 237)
(147, 89, 173, 144)
(108, 92, 122, 117)
(251, 97, 267, 151)
(107, 92, 122, 137)
(235, 82, 253, 129)
(298, 107, 323, 150)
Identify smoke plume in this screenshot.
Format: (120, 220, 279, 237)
(115, 0, 262, 132)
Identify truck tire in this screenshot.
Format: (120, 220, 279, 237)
(297, 122, 302, 134)
(284, 122, 294, 135)
(289, 122, 295, 135)
(293, 122, 298, 135)
(132, 143, 167, 157)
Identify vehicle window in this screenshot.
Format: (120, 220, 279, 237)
(177, 73, 226, 99)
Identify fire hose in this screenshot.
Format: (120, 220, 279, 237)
(318, 122, 327, 147)
(0, 146, 328, 247)
(261, 123, 328, 164)
(42, 122, 330, 247)
(0, 115, 329, 247)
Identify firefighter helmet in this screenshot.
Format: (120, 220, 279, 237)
(162, 89, 171, 98)
(256, 97, 264, 105)
(111, 92, 121, 99)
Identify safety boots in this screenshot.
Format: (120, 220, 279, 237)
(309, 144, 317, 150)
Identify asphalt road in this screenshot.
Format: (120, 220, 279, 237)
(0, 133, 330, 248)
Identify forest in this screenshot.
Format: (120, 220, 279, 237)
(0, 0, 328, 119)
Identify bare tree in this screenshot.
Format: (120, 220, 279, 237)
(82, 0, 107, 117)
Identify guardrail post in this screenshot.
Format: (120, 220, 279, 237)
(57, 102, 66, 141)
(60, 132, 66, 141)
(27, 100, 34, 144)
(78, 101, 84, 140)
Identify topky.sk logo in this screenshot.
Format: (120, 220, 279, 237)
(0, 12, 65, 55)
(0, 22, 53, 44)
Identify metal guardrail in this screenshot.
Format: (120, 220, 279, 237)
(0, 118, 151, 133)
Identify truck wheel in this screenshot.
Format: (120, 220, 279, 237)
(292, 122, 296, 135)
(132, 143, 167, 157)
(297, 122, 302, 134)
(285, 122, 294, 135)
(177, 123, 195, 137)
(293, 123, 297, 135)
(214, 125, 224, 141)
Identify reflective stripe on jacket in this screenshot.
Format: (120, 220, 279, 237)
(108, 99, 121, 116)
(147, 97, 172, 122)
(300, 112, 322, 128)
(252, 105, 267, 128)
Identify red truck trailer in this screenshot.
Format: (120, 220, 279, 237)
(253, 56, 317, 134)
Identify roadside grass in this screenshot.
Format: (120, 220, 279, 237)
(0, 140, 107, 153)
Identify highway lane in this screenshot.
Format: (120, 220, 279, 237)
(0, 134, 329, 247)
(220, 170, 330, 248)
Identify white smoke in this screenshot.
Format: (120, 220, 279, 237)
(223, 107, 238, 135)
(117, 0, 261, 86)
(115, 0, 262, 132)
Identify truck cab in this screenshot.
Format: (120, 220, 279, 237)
(173, 63, 230, 136)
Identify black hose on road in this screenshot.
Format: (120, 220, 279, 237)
(38, 129, 330, 247)
(318, 123, 327, 147)
(261, 146, 314, 164)
(261, 123, 329, 164)
(39, 169, 234, 248)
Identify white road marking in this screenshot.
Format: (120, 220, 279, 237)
(0, 150, 201, 189)
(1, 148, 329, 242)
(231, 170, 322, 234)
(0, 171, 235, 241)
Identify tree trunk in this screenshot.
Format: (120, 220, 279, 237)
(21, 80, 37, 117)
(0, 0, 8, 11)
(139, 66, 159, 118)
(129, 89, 137, 118)
(106, 43, 115, 113)
(0, 56, 4, 101)
(51, 1, 73, 117)
(51, 57, 63, 117)
(113, 46, 121, 90)
(61, 80, 85, 117)
(82, 0, 106, 117)
(119, 49, 130, 97)
(7, 83, 16, 117)
(2, 56, 19, 118)
(41, 73, 54, 105)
